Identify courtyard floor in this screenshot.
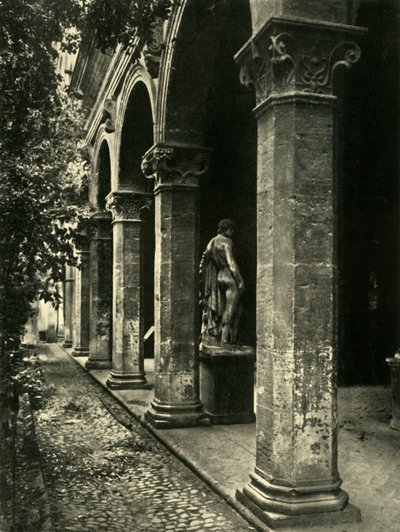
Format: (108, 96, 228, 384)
(37, 343, 400, 531)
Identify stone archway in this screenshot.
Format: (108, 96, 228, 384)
(85, 138, 113, 370)
(105, 75, 156, 390)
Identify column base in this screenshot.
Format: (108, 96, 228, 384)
(85, 358, 112, 370)
(391, 418, 400, 430)
(62, 340, 73, 348)
(72, 347, 89, 357)
(106, 371, 151, 390)
(145, 398, 210, 429)
(236, 470, 361, 528)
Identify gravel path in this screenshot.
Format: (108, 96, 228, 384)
(35, 346, 252, 531)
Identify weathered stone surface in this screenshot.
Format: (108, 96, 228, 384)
(106, 192, 152, 389)
(86, 214, 112, 370)
(234, 15, 364, 526)
(249, 0, 351, 31)
(62, 265, 75, 348)
(199, 344, 255, 424)
(142, 144, 211, 428)
(72, 244, 90, 357)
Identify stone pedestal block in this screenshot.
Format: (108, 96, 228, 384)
(234, 16, 365, 527)
(72, 243, 90, 357)
(200, 344, 255, 424)
(85, 214, 112, 370)
(386, 354, 400, 430)
(62, 266, 74, 348)
(142, 144, 211, 428)
(105, 192, 151, 389)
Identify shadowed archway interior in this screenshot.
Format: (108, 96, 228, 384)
(118, 82, 155, 356)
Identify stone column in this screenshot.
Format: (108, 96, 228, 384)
(56, 281, 64, 340)
(105, 191, 151, 389)
(387, 354, 400, 430)
(141, 144, 211, 428)
(72, 238, 90, 356)
(62, 265, 74, 348)
(234, 18, 365, 528)
(85, 213, 113, 370)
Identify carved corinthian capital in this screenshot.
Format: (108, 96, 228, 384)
(105, 191, 151, 222)
(235, 17, 367, 105)
(141, 143, 211, 192)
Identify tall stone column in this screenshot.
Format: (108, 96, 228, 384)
(234, 18, 365, 527)
(105, 191, 152, 389)
(141, 144, 210, 428)
(62, 265, 74, 348)
(72, 238, 90, 356)
(85, 213, 113, 370)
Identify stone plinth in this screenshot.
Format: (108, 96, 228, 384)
(62, 266, 74, 348)
(200, 344, 256, 425)
(234, 16, 365, 528)
(386, 354, 400, 430)
(142, 143, 211, 428)
(85, 214, 113, 370)
(105, 191, 151, 389)
(72, 242, 90, 357)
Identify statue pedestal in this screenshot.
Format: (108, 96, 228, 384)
(199, 344, 256, 425)
(386, 354, 400, 430)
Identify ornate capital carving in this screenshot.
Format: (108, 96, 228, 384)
(103, 98, 116, 132)
(143, 17, 164, 78)
(141, 143, 211, 192)
(105, 191, 151, 222)
(235, 17, 366, 105)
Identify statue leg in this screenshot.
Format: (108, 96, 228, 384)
(221, 286, 240, 344)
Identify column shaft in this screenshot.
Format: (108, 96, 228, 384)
(72, 244, 90, 356)
(86, 214, 112, 370)
(142, 143, 211, 428)
(62, 265, 74, 348)
(106, 192, 151, 389)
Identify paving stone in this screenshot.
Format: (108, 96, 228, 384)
(33, 345, 250, 531)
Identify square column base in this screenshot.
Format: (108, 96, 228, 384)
(106, 372, 151, 390)
(85, 358, 112, 370)
(62, 340, 73, 348)
(72, 347, 89, 357)
(200, 344, 256, 425)
(145, 399, 210, 429)
(237, 490, 361, 529)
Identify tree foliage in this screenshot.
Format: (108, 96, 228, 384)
(0, 0, 174, 340)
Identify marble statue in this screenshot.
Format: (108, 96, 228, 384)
(199, 219, 244, 346)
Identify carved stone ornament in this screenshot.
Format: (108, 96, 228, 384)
(235, 18, 366, 105)
(143, 17, 164, 79)
(105, 192, 151, 222)
(103, 99, 116, 132)
(141, 143, 211, 191)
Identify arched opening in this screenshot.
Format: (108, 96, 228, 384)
(119, 82, 154, 193)
(97, 140, 111, 208)
(201, 0, 256, 346)
(161, 0, 256, 347)
(338, 0, 400, 385)
(118, 81, 155, 358)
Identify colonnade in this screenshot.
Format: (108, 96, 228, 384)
(63, 3, 368, 527)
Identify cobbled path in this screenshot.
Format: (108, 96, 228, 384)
(35, 346, 251, 531)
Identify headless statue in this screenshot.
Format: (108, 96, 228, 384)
(199, 219, 244, 346)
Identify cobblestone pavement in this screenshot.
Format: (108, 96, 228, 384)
(35, 346, 252, 531)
